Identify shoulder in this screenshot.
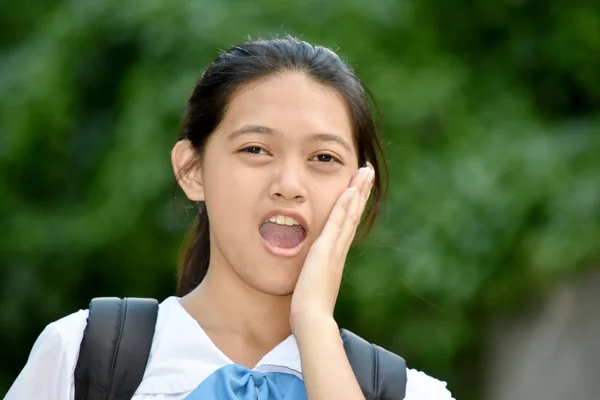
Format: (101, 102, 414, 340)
(25, 308, 89, 364)
(342, 330, 454, 399)
(5, 309, 88, 400)
(405, 367, 455, 400)
(6, 298, 189, 400)
(43, 308, 89, 345)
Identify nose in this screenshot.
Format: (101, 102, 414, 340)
(269, 161, 307, 204)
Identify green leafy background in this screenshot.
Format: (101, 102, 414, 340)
(1, 1, 599, 399)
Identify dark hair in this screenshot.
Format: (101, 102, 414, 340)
(175, 36, 389, 296)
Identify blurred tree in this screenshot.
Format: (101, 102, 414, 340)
(1, 1, 599, 398)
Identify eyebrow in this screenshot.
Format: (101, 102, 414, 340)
(227, 124, 352, 152)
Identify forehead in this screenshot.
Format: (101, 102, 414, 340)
(218, 72, 355, 145)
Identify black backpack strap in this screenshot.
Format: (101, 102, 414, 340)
(341, 328, 407, 400)
(74, 297, 159, 400)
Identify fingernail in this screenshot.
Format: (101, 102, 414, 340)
(362, 167, 370, 179)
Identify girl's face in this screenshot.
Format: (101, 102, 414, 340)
(176, 72, 359, 296)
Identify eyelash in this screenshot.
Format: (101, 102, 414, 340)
(240, 146, 268, 155)
(239, 146, 342, 164)
(310, 154, 341, 164)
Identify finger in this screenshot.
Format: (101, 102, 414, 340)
(357, 166, 374, 204)
(361, 167, 375, 203)
(338, 168, 374, 252)
(318, 166, 370, 248)
(352, 164, 374, 206)
(349, 166, 368, 187)
(318, 186, 358, 247)
(350, 167, 373, 223)
(338, 187, 362, 249)
(318, 166, 367, 241)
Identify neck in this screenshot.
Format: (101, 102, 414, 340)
(181, 257, 293, 348)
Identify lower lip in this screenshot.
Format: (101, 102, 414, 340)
(260, 235, 306, 258)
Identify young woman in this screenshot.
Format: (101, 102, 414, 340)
(6, 36, 454, 399)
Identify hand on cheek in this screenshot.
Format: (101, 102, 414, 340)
(290, 164, 375, 334)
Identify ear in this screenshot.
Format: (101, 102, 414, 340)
(365, 161, 374, 171)
(172, 140, 204, 201)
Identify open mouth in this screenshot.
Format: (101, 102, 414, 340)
(259, 214, 307, 256)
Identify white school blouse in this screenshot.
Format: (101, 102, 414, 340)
(5, 297, 454, 399)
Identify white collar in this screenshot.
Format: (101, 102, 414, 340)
(136, 296, 302, 395)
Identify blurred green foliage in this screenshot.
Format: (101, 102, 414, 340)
(1, 1, 599, 398)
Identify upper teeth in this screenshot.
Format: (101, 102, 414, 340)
(267, 215, 300, 226)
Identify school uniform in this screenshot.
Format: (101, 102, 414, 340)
(6, 297, 454, 399)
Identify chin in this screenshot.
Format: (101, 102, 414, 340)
(242, 270, 299, 297)
(256, 277, 298, 296)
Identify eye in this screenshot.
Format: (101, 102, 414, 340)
(310, 153, 341, 163)
(240, 146, 268, 155)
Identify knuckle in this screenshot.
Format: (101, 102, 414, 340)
(348, 213, 360, 225)
(327, 217, 343, 231)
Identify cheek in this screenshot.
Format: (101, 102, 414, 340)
(201, 156, 265, 232)
(205, 167, 256, 210)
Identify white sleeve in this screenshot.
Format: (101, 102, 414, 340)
(405, 368, 455, 399)
(5, 310, 88, 400)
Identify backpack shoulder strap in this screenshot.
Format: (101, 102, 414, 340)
(341, 328, 407, 400)
(73, 299, 404, 399)
(74, 297, 159, 400)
